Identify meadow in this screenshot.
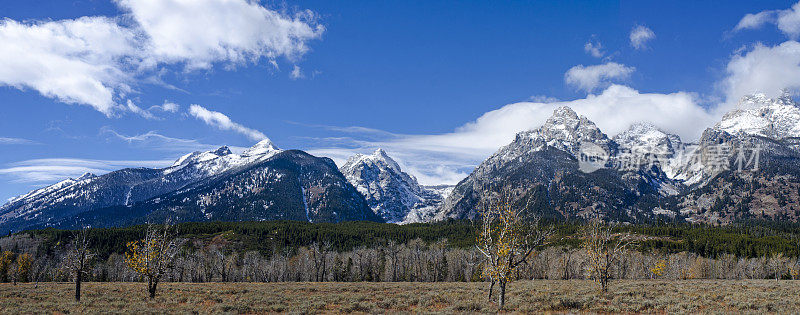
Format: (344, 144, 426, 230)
(1, 280, 799, 314)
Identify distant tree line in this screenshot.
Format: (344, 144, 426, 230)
(2, 219, 800, 288)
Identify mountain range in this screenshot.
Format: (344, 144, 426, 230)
(3, 92, 800, 232)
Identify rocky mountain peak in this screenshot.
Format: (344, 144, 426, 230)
(614, 122, 683, 157)
(340, 149, 447, 223)
(211, 146, 232, 156)
(716, 92, 800, 140)
(242, 139, 279, 157)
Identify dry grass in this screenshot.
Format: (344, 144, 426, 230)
(1, 280, 799, 314)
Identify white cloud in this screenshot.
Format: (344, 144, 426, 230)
(629, 25, 655, 50)
(565, 62, 635, 92)
(123, 100, 180, 119)
(0, 0, 323, 115)
(734, 2, 800, 39)
(126, 100, 157, 120)
(117, 0, 324, 70)
(100, 127, 243, 153)
(0, 137, 36, 145)
(188, 104, 267, 141)
(721, 41, 800, 107)
(584, 41, 604, 58)
(778, 2, 800, 38)
(734, 11, 776, 31)
(149, 101, 179, 113)
(290, 65, 304, 79)
(0, 17, 137, 116)
(304, 85, 713, 185)
(0, 158, 172, 183)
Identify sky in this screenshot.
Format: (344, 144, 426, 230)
(1, 0, 799, 201)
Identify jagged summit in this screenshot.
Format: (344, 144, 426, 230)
(242, 138, 279, 157)
(614, 122, 683, 157)
(340, 149, 448, 223)
(716, 92, 800, 139)
(211, 146, 232, 156)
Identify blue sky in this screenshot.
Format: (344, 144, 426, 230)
(1, 0, 799, 201)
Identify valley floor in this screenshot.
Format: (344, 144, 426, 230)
(0, 280, 798, 314)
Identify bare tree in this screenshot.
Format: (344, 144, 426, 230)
(475, 190, 553, 309)
(581, 217, 636, 293)
(65, 226, 95, 301)
(125, 221, 185, 299)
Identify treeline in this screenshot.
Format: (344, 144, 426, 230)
(1, 220, 800, 284)
(15, 219, 800, 259)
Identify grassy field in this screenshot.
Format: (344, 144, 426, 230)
(1, 280, 799, 314)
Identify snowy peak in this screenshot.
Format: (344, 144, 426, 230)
(716, 92, 800, 139)
(242, 139, 279, 157)
(211, 146, 232, 156)
(515, 106, 611, 156)
(614, 122, 683, 157)
(340, 149, 446, 223)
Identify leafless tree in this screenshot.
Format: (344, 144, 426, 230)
(581, 217, 636, 293)
(64, 226, 95, 301)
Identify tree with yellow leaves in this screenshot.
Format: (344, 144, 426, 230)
(475, 188, 552, 309)
(125, 221, 184, 299)
(650, 259, 667, 279)
(581, 215, 636, 293)
(0, 251, 13, 283)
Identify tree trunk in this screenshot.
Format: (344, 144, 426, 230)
(498, 279, 506, 309)
(148, 278, 158, 299)
(487, 280, 495, 301)
(75, 273, 82, 301)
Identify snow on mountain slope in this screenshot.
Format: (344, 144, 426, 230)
(339, 149, 449, 223)
(0, 140, 283, 232)
(716, 92, 800, 140)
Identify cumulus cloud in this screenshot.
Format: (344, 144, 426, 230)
(584, 41, 604, 58)
(188, 104, 267, 141)
(721, 41, 800, 108)
(116, 0, 324, 69)
(304, 85, 714, 185)
(629, 25, 655, 50)
(734, 2, 800, 39)
(565, 62, 635, 92)
(0, 0, 323, 115)
(0, 17, 137, 115)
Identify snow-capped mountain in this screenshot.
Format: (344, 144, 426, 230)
(716, 91, 800, 140)
(439, 94, 800, 224)
(340, 149, 450, 223)
(0, 140, 381, 233)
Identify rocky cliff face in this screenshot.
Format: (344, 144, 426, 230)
(340, 149, 450, 223)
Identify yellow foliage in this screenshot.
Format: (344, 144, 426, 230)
(650, 259, 667, 278)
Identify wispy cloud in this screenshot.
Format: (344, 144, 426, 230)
(629, 25, 655, 50)
(100, 127, 243, 153)
(584, 40, 604, 58)
(0, 137, 37, 145)
(0, 158, 172, 183)
(188, 104, 268, 141)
